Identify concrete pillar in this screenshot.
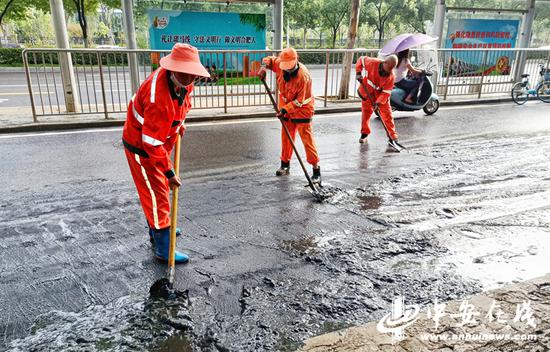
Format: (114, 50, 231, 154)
(121, 0, 140, 93)
(514, 0, 536, 81)
(433, 0, 446, 48)
(49, 0, 79, 112)
(273, 0, 283, 50)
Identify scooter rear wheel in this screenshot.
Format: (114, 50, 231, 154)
(423, 99, 439, 115)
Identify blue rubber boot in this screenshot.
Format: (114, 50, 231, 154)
(149, 226, 182, 244)
(151, 228, 189, 264)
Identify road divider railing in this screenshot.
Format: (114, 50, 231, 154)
(22, 48, 550, 122)
(436, 48, 550, 100)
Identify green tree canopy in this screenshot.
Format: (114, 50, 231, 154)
(320, 0, 349, 48)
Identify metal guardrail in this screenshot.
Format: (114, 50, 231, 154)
(22, 48, 278, 120)
(436, 48, 550, 99)
(22, 48, 550, 121)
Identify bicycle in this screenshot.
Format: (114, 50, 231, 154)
(511, 63, 550, 105)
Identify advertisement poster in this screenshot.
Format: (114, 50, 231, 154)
(149, 10, 266, 51)
(148, 11, 266, 71)
(444, 19, 520, 76)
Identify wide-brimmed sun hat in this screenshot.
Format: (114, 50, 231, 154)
(279, 47, 298, 71)
(160, 43, 210, 78)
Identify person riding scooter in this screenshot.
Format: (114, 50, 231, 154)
(394, 49, 424, 105)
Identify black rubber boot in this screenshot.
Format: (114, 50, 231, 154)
(276, 161, 290, 176)
(311, 166, 321, 185)
(359, 134, 368, 143)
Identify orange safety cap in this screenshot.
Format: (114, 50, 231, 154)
(160, 43, 210, 78)
(278, 47, 298, 71)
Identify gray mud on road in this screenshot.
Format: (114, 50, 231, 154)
(4, 178, 480, 351)
(2, 105, 550, 351)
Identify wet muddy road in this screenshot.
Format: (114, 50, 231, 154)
(1, 102, 549, 351)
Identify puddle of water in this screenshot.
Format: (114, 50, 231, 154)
(438, 225, 550, 290)
(149, 333, 193, 352)
(356, 195, 382, 211)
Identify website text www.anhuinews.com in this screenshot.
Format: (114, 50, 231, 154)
(419, 333, 538, 342)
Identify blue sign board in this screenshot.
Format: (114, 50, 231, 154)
(444, 18, 520, 76)
(148, 10, 266, 51)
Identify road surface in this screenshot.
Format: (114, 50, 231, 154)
(1, 102, 549, 351)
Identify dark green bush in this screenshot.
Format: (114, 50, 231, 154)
(23, 51, 129, 66)
(0, 48, 24, 66)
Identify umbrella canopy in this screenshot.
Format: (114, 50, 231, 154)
(380, 33, 437, 56)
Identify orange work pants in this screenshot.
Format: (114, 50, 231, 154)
(280, 120, 320, 165)
(125, 149, 171, 230)
(361, 100, 398, 140)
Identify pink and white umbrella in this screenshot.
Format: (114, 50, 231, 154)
(379, 33, 437, 56)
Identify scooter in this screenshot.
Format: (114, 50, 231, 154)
(390, 70, 440, 115)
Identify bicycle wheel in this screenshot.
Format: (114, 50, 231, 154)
(536, 81, 550, 103)
(511, 82, 529, 105)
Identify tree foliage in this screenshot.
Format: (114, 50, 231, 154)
(0, 0, 29, 46)
(2, 0, 550, 49)
(399, 0, 434, 34)
(319, 0, 349, 48)
(14, 6, 54, 46)
(363, 0, 405, 48)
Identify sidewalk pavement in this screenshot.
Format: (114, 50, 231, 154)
(299, 274, 550, 352)
(0, 96, 519, 134)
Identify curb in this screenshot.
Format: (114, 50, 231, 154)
(0, 106, 363, 134)
(0, 67, 26, 73)
(0, 99, 518, 134)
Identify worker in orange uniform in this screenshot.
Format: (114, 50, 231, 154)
(122, 43, 210, 263)
(258, 48, 321, 184)
(355, 54, 399, 144)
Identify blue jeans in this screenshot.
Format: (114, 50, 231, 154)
(395, 78, 421, 101)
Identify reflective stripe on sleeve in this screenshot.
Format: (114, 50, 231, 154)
(132, 104, 144, 124)
(130, 95, 144, 124)
(142, 134, 164, 146)
(150, 69, 161, 103)
(382, 89, 392, 94)
(293, 97, 312, 107)
(367, 79, 379, 90)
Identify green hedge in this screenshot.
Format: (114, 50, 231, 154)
(0, 48, 24, 66)
(0, 48, 130, 66)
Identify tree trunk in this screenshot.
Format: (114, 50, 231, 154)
(0, 23, 5, 48)
(286, 17, 290, 48)
(102, 6, 116, 45)
(74, 0, 89, 47)
(338, 0, 361, 99)
(331, 28, 337, 48)
(303, 27, 307, 48)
